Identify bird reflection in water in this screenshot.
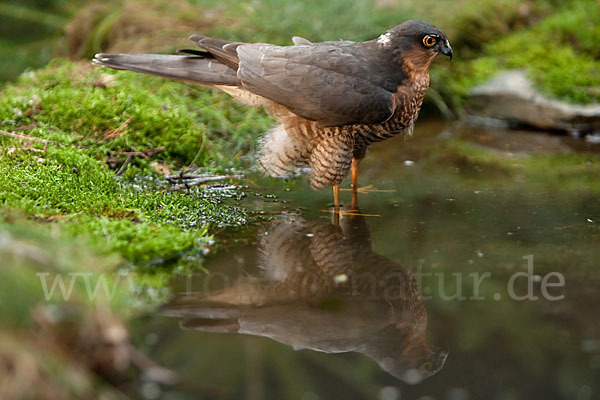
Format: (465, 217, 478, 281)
(163, 206, 447, 383)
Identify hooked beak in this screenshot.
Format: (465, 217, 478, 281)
(440, 40, 453, 60)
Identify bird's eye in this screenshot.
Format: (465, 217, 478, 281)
(422, 35, 436, 47)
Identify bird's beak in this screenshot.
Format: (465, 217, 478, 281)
(440, 40, 453, 60)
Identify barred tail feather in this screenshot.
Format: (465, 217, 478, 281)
(93, 53, 240, 86)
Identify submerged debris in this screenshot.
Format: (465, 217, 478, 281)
(166, 173, 244, 190)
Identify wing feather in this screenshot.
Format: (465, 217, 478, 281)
(236, 42, 405, 127)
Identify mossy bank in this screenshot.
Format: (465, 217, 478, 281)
(0, 61, 275, 269)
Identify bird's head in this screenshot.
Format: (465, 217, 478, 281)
(377, 20, 452, 72)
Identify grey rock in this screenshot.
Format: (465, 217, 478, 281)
(466, 70, 600, 133)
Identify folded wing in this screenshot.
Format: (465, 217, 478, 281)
(236, 42, 405, 127)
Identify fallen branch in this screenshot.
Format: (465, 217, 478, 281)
(168, 175, 243, 190)
(0, 129, 63, 148)
(114, 154, 134, 177)
(165, 173, 239, 180)
(7, 146, 46, 155)
(103, 117, 132, 139)
(0, 129, 47, 143)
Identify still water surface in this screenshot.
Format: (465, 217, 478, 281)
(133, 120, 600, 400)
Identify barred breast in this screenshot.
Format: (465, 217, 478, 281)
(353, 76, 430, 149)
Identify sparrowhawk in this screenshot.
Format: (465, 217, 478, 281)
(93, 20, 453, 207)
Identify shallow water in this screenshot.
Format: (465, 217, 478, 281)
(133, 120, 600, 400)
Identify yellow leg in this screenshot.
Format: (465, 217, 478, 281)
(333, 184, 340, 209)
(351, 158, 360, 209)
(332, 184, 340, 225)
(351, 158, 359, 190)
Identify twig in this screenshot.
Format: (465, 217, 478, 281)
(8, 147, 46, 155)
(169, 175, 243, 190)
(104, 117, 132, 139)
(0, 129, 47, 143)
(111, 146, 165, 176)
(114, 154, 133, 177)
(166, 173, 240, 180)
(0, 129, 62, 149)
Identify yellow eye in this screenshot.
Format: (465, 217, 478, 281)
(423, 35, 436, 47)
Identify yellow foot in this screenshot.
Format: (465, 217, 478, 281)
(320, 208, 381, 218)
(340, 184, 396, 195)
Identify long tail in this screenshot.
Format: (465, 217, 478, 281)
(93, 34, 243, 86)
(93, 51, 240, 86)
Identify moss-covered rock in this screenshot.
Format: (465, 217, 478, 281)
(441, 0, 600, 110)
(466, 70, 600, 132)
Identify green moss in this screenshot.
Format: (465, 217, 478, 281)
(0, 60, 263, 267)
(2, 60, 271, 165)
(482, 3, 600, 104)
(0, 145, 245, 266)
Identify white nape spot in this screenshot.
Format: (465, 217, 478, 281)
(377, 31, 393, 46)
(292, 36, 313, 46)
